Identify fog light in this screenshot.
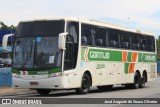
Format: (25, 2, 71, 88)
(48, 72, 62, 78)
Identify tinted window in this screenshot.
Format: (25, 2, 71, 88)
(67, 22, 79, 43)
(140, 35, 148, 51)
(120, 31, 131, 49)
(108, 29, 120, 48)
(95, 27, 107, 47)
(131, 33, 140, 50)
(147, 36, 155, 52)
(16, 20, 65, 37)
(81, 24, 95, 46)
(81, 23, 155, 52)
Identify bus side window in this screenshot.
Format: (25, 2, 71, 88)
(81, 36, 87, 45)
(84, 30, 93, 45)
(122, 42, 129, 49)
(140, 35, 148, 51)
(147, 36, 155, 52)
(132, 33, 140, 50)
(133, 44, 140, 49)
(96, 39, 103, 46)
(110, 40, 116, 47)
(95, 27, 106, 47)
(108, 29, 120, 48)
(81, 24, 96, 46)
(121, 31, 131, 49)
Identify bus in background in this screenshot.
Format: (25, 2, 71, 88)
(0, 49, 12, 67)
(0, 30, 15, 43)
(2, 17, 157, 95)
(0, 30, 15, 67)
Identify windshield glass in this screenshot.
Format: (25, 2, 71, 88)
(13, 38, 35, 68)
(13, 20, 64, 70)
(13, 37, 61, 69)
(35, 37, 61, 68)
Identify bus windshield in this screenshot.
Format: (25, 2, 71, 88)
(12, 20, 64, 69)
(13, 37, 61, 69)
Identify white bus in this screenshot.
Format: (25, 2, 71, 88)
(3, 17, 157, 95)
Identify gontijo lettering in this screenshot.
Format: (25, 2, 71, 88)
(90, 51, 110, 59)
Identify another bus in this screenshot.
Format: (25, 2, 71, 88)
(3, 17, 157, 95)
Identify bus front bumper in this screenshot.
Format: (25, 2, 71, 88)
(12, 76, 66, 89)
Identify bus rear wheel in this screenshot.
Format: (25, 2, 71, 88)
(75, 73, 91, 94)
(140, 73, 146, 88)
(36, 89, 51, 95)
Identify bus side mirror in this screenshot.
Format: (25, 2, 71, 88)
(2, 34, 14, 50)
(58, 32, 68, 50)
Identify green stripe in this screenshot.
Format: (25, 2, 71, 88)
(12, 67, 62, 75)
(124, 63, 129, 74)
(138, 53, 143, 62)
(88, 49, 111, 61)
(87, 48, 122, 61)
(141, 53, 157, 62)
(81, 47, 86, 60)
(81, 47, 156, 62)
(127, 52, 132, 62)
(110, 51, 122, 61)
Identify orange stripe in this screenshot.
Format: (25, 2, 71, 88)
(122, 51, 127, 62)
(128, 63, 135, 73)
(132, 52, 138, 62)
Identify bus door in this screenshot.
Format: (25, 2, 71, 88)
(64, 35, 74, 70)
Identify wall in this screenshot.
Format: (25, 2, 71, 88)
(0, 68, 12, 87)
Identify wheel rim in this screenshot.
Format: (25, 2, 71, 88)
(141, 75, 145, 85)
(135, 75, 140, 87)
(82, 77, 89, 91)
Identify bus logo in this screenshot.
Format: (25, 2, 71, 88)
(90, 51, 110, 60)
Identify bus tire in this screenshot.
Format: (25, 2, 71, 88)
(75, 73, 91, 94)
(139, 73, 146, 88)
(97, 85, 113, 90)
(131, 72, 140, 89)
(36, 89, 51, 95)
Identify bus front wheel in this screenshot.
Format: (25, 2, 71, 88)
(75, 73, 91, 94)
(36, 89, 51, 95)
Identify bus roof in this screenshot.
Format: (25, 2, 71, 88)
(19, 17, 154, 36)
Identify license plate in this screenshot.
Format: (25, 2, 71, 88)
(30, 82, 38, 85)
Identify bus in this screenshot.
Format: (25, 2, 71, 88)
(3, 17, 157, 95)
(0, 30, 15, 67)
(0, 50, 12, 67)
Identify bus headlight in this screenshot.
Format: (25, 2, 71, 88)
(48, 72, 62, 78)
(12, 73, 20, 78)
